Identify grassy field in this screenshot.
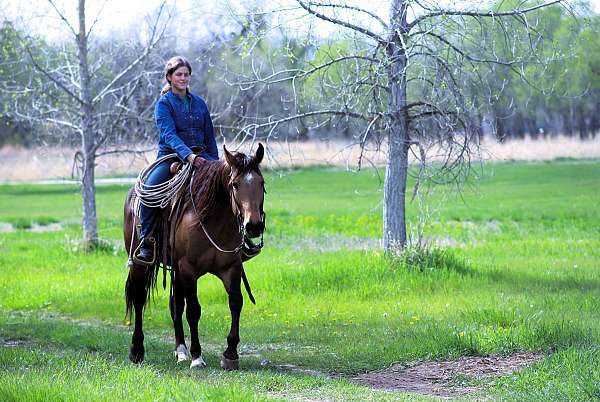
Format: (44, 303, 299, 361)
(0, 160, 599, 401)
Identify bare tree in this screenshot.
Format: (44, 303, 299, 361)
(9, 0, 171, 248)
(224, 0, 568, 251)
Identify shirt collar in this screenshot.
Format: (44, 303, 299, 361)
(167, 90, 191, 101)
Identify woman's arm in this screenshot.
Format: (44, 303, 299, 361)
(155, 99, 193, 162)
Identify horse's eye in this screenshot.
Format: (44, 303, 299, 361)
(232, 182, 239, 190)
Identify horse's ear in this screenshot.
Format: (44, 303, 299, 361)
(223, 144, 237, 168)
(254, 143, 264, 165)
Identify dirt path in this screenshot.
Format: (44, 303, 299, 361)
(351, 352, 543, 398)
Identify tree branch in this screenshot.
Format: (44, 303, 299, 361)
(91, 0, 168, 104)
(46, 117, 83, 133)
(296, 0, 386, 45)
(408, 0, 563, 30)
(47, 0, 78, 38)
(96, 147, 155, 158)
(86, 0, 109, 38)
(227, 54, 380, 86)
(306, 2, 388, 28)
(24, 43, 84, 105)
(412, 30, 518, 66)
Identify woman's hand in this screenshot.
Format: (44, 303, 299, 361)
(187, 154, 206, 168)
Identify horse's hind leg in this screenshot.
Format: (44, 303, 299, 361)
(125, 264, 147, 363)
(170, 275, 190, 362)
(219, 265, 243, 370)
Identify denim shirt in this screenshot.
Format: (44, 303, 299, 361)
(154, 91, 219, 162)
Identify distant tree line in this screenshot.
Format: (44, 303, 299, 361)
(477, 4, 600, 140)
(0, 2, 598, 149)
(0, 0, 592, 250)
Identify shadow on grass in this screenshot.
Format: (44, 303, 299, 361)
(3, 216, 60, 229)
(0, 308, 330, 379)
(485, 268, 600, 294)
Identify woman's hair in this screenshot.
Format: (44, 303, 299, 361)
(160, 56, 193, 96)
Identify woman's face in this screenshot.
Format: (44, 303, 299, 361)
(168, 65, 191, 94)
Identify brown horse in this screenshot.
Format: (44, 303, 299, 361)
(123, 143, 265, 370)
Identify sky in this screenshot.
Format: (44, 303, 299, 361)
(3, 0, 599, 41)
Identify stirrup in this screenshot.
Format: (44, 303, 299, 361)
(132, 237, 157, 267)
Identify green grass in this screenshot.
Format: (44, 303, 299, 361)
(0, 160, 599, 401)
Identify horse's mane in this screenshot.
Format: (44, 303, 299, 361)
(187, 153, 262, 225)
(186, 160, 229, 224)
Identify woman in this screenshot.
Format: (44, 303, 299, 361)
(136, 56, 219, 264)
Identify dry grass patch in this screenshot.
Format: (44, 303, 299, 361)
(2, 136, 599, 181)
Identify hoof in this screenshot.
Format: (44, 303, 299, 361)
(129, 347, 144, 364)
(190, 356, 207, 369)
(174, 344, 191, 363)
(220, 355, 239, 371)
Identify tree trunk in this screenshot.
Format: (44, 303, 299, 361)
(78, 0, 98, 248)
(383, 0, 409, 252)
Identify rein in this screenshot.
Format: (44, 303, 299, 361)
(188, 166, 265, 256)
(189, 169, 246, 254)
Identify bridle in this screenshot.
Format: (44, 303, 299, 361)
(189, 167, 266, 255)
(228, 173, 266, 250)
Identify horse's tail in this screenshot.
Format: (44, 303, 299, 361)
(125, 272, 135, 321)
(125, 264, 159, 321)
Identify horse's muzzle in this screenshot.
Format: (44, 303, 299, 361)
(245, 221, 264, 238)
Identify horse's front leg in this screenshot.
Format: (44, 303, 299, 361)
(179, 265, 205, 369)
(219, 264, 243, 370)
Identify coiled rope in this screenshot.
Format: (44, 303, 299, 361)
(134, 153, 192, 209)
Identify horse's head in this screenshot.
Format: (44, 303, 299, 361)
(223, 143, 266, 238)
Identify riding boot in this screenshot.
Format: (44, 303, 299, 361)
(134, 159, 172, 267)
(137, 204, 157, 266)
(134, 237, 156, 266)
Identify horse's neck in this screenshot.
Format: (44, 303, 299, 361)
(216, 164, 232, 211)
(206, 165, 237, 229)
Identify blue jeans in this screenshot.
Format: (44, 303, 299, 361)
(139, 160, 173, 240)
